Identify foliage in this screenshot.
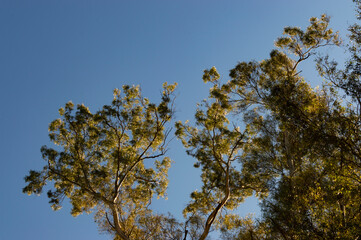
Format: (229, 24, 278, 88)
(177, 10, 361, 240)
(203, 11, 361, 240)
(23, 83, 178, 240)
(24, 2, 361, 240)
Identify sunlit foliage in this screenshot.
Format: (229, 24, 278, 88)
(24, 2, 361, 239)
(23, 83, 178, 240)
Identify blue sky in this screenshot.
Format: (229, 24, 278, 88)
(0, 0, 356, 239)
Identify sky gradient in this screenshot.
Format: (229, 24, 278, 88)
(0, 1, 356, 239)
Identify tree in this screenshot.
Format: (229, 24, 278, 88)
(203, 10, 361, 240)
(23, 83, 178, 240)
(24, 2, 361, 240)
(176, 10, 361, 239)
(175, 13, 344, 239)
(175, 66, 269, 240)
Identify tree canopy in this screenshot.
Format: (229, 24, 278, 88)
(24, 1, 361, 239)
(24, 83, 179, 240)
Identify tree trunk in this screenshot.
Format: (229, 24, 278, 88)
(110, 204, 131, 240)
(199, 169, 230, 240)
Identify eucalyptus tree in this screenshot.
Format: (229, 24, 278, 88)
(177, 11, 361, 239)
(212, 12, 361, 239)
(23, 83, 178, 240)
(175, 67, 269, 239)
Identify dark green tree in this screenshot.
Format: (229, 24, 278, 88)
(207, 10, 361, 240)
(178, 10, 361, 239)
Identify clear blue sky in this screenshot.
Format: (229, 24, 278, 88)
(0, 0, 356, 239)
